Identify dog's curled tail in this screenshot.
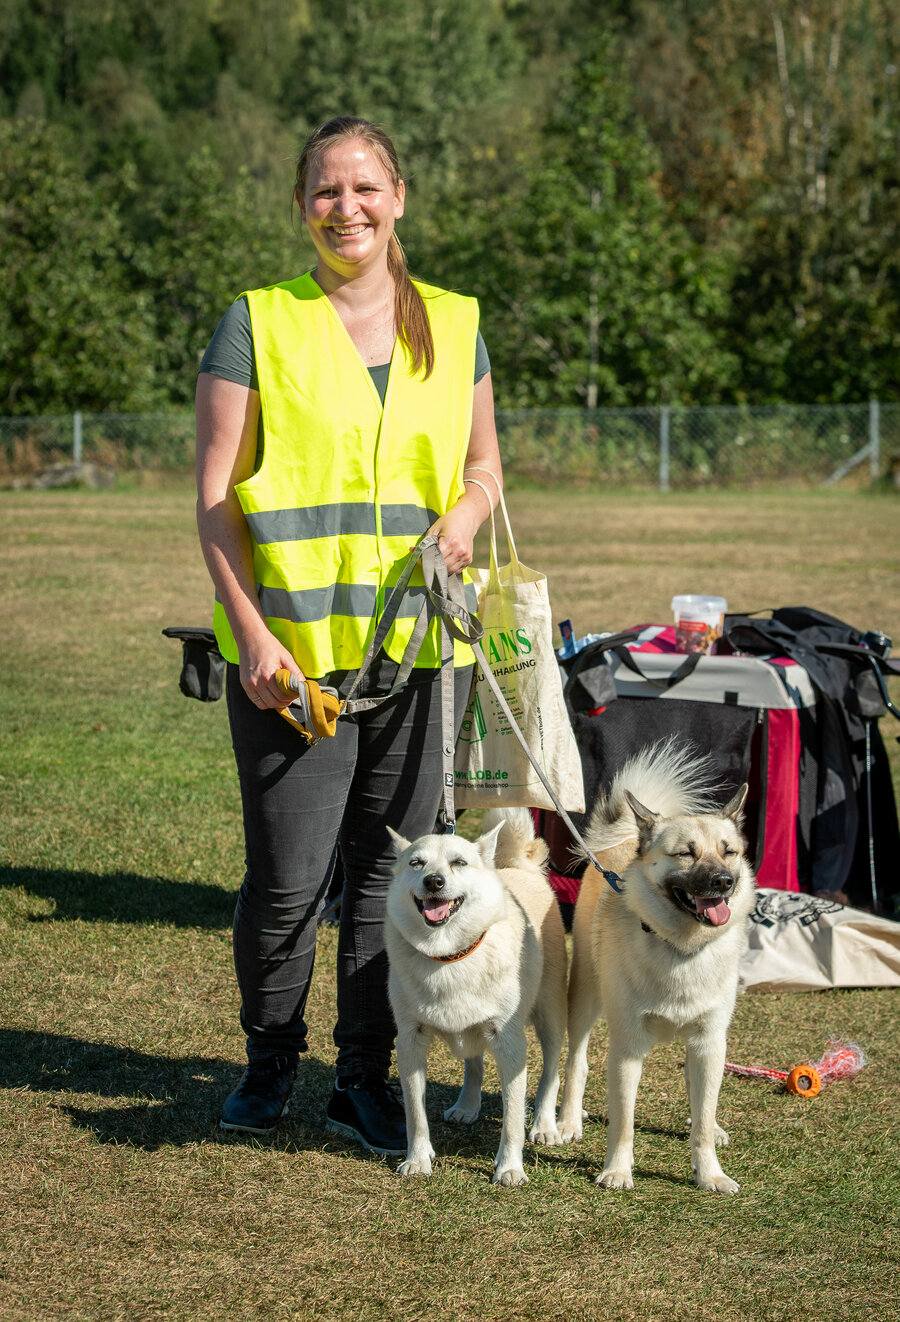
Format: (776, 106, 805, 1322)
(482, 806, 549, 872)
(586, 739, 722, 852)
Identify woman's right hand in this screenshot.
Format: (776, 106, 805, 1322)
(239, 628, 305, 710)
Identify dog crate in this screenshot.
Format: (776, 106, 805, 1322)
(543, 611, 900, 916)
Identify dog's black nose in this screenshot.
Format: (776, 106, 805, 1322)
(423, 872, 445, 894)
(706, 870, 736, 895)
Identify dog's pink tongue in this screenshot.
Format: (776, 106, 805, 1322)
(696, 895, 731, 926)
(423, 898, 451, 923)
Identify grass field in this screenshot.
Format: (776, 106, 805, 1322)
(1, 483, 899, 1322)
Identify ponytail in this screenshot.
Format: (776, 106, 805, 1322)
(388, 234, 435, 379)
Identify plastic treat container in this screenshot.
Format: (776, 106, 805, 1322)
(671, 594, 727, 654)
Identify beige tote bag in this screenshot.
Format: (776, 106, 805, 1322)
(454, 487, 585, 811)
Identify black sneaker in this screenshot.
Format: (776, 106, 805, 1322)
(219, 1055, 297, 1134)
(325, 1075, 407, 1156)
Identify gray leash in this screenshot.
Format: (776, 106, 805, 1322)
(324, 534, 622, 892)
(412, 536, 624, 894)
(335, 535, 470, 833)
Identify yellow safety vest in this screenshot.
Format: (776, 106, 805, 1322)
(213, 271, 479, 678)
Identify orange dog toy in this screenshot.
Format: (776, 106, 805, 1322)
(724, 1039, 866, 1098)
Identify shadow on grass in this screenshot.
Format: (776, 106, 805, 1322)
(1, 863, 235, 928)
(0, 1027, 336, 1152)
(1, 1029, 692, 1181)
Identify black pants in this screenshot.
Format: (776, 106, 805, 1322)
(226, 662, 473, 1079)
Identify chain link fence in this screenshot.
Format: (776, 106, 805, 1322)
(0, 411, 195, 485)
(494, 402, 899, 488)
(1, 402, 898, 489)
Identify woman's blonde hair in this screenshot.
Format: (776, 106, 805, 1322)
(295, 117, 435, 378)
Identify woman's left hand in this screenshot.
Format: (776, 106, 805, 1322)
(426, 503, 480, 575)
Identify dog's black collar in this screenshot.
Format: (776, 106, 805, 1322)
(428, 931, 487, 963)
(640, 918, 678, 949)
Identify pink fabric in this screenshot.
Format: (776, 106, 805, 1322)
(530, 808, 583, 904)
(546, 867, 582, 905)
(754, 707, 801, 891)
(627, 624, 678, 652)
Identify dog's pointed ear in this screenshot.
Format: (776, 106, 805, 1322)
(624, 790, 659, 829)
(723, 783, 748, 822)
(477, 821, 504, 869)
(624, 790, 660, 852)
(386, 825, 411, 854)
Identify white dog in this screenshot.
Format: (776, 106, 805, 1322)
(557, 742, 755, 1194)
(385, 809, 567, 1186)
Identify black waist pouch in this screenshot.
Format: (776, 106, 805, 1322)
(162, 626, 226, 702)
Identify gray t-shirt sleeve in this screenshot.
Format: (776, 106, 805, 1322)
(473, 331, 490, 384)
(198, 296, 491, 389)
(198, 297, 257, 390)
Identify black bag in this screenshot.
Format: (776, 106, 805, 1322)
(161, 626, 226, 702)
(723, 606, 900, 908)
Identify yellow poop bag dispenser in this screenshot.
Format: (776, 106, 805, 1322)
(274, 670, 343, 744)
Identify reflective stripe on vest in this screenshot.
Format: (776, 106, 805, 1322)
(244, 502, 440, 545)
(213, 272, 479, 678)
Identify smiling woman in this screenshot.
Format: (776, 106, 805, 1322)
(193, 115, 503, 1156)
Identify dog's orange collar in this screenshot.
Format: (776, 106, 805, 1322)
(429, 931, 487, 963)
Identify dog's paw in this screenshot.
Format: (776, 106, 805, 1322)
(696, 1172, 740, 1195)
(492, 1166, 529, 1187)
(528, 1122, 560, 1146)
(596, 1168, 634, 1190)
(556, 1119, 583, 1144)
(443, 1102, 480, 1125)
(396, 1157, 433, 1178)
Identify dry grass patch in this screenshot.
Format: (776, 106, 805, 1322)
(1, 484, 899, 1321)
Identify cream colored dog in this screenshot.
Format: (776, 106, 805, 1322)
(557, 741, 755, 1194)
(385, 809, 567, 1186)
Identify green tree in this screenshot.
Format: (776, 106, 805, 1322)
(291, 0, 524, 201)
(128, 148, 300, 407)
(725, 0, 900, 401)
(3, 0, 897, 412)
(432, 44, 736, 407)
(0, 118, 158, 414)
(623, 0, 900, 402)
